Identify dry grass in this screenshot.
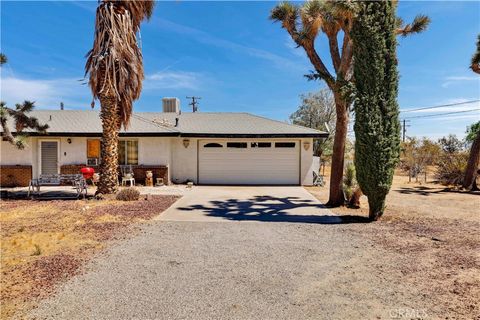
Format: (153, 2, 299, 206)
(0, 195, 179, 319)
(306, 168, 480, 318)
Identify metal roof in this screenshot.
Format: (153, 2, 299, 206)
(1, 110, 328, 138)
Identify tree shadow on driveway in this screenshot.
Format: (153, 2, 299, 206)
(178, 195, 370, 224)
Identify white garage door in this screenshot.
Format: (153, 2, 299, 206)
(198, 140, 300, 185)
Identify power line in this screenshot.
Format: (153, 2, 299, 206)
(402, 108, 480, 120)
(400, 99, 480, 113)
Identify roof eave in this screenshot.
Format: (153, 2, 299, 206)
(2, 132, 180, 137)
(2, 132, 328, 138)
(179, 133, 329, 138)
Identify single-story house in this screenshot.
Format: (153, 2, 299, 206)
(0, 99, 327, 187)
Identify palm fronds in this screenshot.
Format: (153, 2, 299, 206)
(396, 14, 430, 36)
(118, 0, 155, 31)
(85, 0, 153, 128)
(471, 34, 480, 74)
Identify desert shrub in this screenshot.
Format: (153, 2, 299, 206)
(116, 188, 140, 201)
(400, 137, 441, 180)
(435, 152, 469, 186)
(343, 163, 358, 202)
(31, 244, 41, 256)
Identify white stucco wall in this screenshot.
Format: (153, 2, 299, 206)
(60, 137, 88, 165)
(0, 138, 34, 165)
(300, 138, 314, 185)
(171, 137, 198, 184)
(137, 137, 171, 166)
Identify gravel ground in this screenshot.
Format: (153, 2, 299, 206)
(27, 219, 434, 320)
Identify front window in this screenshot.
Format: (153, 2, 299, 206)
(118, 140, 138, 165)
(87, 139, 101, 165)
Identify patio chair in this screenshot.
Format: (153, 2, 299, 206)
(120, 165, 135, 187)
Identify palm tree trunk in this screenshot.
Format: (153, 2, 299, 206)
(326, 95, 349, 206)
(96, 95, 120, 195)
(463, 130, 480, 190)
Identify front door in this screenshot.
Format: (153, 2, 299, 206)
(40, 141, 59, 175)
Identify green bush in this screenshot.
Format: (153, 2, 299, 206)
(343, 163, 358, 202)
(116, 188, 140, 201)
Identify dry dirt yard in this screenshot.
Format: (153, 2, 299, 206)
(0, 195, 179, 319)
(307, 172, 480, 319)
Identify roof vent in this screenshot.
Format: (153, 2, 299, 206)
(162, 97, 180, 113)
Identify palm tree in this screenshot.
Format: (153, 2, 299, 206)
(85, 0, 155, 195)
(270, 0, 429, 206)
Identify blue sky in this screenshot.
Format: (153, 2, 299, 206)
(1, 1, 479, 139)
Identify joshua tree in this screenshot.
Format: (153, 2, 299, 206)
(463, 36, 480, 189)
(270, 0, 429, 206)
(0, 54, 48, 149)
(471, 34, 480, 74)
(352, 0, 401, 220)
(85, 0, 155, 195)
(0, 53, 7, 65)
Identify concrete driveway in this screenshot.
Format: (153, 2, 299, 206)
(158, 186, 341, 224)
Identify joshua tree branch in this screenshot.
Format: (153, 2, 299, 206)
(338, 32, 354, 79)
(327, 32, 341, 73)
(302, 38, 336, 88)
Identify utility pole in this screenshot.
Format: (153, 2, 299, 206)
(186, 96, 201, 112)
(402, 119, 411, 142)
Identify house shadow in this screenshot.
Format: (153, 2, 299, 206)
(178, 195, 370, 224)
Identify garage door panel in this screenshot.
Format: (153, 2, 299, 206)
(199, 140, 300, 185)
